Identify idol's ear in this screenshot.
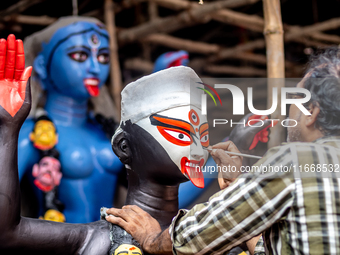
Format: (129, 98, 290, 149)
(111, 130, 132, 165)
(33, 54, 47, 81)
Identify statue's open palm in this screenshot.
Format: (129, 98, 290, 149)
(0, 34, 32, 129)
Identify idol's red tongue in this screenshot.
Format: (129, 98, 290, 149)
(85, 85, 99, 96)
(184, 165, 204, 188)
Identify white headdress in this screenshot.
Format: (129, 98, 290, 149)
(120, 66, 204, 124)
(112, 66, 204, 144)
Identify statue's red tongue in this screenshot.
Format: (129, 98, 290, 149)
(84, 78, 100, 96)
(184, 166, 204, 188)
(181, 157, 205, 188)
(85, 85, 99, 96)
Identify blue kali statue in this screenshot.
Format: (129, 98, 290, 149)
(18, 17, 124, 223)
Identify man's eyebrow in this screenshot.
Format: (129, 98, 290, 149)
(199, 122, 209, 135)
(116, 252, 128, 255)
(66, 45, 91, 51)
(150, 114, 196, 137)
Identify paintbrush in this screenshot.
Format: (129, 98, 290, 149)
(205, 147, 262, 159)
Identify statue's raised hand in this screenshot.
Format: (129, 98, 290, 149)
(0, 34, 32, 131)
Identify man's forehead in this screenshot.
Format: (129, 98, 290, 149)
(297, 72, 312, 88)
(296, 80, 304, 88)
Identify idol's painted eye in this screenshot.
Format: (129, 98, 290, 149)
(199, 123, 209, 147)
(97, 53, 110, 64)
(189, 109, 199, 126)
(157, 126, 192, 146)
(68, 51, 88, 62)
(200, 132, 209, 147)
(165, 130, 191, 142)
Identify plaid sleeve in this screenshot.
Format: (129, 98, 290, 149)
(169, 145, 296, 255)
(254, 236, 265, 255)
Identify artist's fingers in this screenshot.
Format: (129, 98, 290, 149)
(210, 148, 233, 165)
(212, 141, 241, 154)
(4, 34, 16, 79)
(0, 39, 6, 79)
(211, 149, 242, 181)
(122, 205, 150, 217)
(106, 208, 134, 223)
(105, 213, 129, 230)
(211, 142, 229, 151)
(14, 39, 24, 80)
(210, 143, 243, 168)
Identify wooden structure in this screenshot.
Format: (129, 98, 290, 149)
(1, 0, 340, 144)
(263, 0, 285, 147)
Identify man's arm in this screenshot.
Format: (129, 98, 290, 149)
(107, 144, 296, 255)
(106, 205, 172, 254)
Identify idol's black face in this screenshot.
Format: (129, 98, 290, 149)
(118, 120, 188, 186)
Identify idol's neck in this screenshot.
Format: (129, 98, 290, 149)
(44, 90, 88, 127)
(125, 171, 180, 230)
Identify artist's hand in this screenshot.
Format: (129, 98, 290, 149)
(106, 205, 172, 254)
(229, 113, 275, 153)
(209, 141, 243, 189)
(0, 34, 32, 132)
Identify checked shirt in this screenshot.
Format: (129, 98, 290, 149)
(169, 136, 340, 255)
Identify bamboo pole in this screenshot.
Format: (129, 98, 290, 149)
(208, 39, 266, 62)
(151, 0, 191, 10)
(263, 0, 285, 147)
(142, 0, 339, 61)
(0, 0, 46, 19)
(148, 1, 158, 21)
(118, 0, 259, 44)
(114, 0, 340, 52)
(125, 58, 154, 73)
(124, 57, 270, 77)
(205, 65, 267, 77)
(291, 37, 329, 48)
(286, 17, 340, 40)
(114, 0, 147, 14)
(104, 0, 122, 114)
(3, 15, 57, 25)
(213, 8, 264, 33)
(141, 33, 298, 68)
(81, 9, 102, 18)
(142, 34, 220, 54)
(308, 32, 340, 44)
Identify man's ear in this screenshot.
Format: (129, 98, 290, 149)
(112, 131, 132, 165)
(33, 54, 47, 82)
(305, 103, 320, 128)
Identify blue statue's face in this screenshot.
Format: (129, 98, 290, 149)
(48, 30, 110, 99)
